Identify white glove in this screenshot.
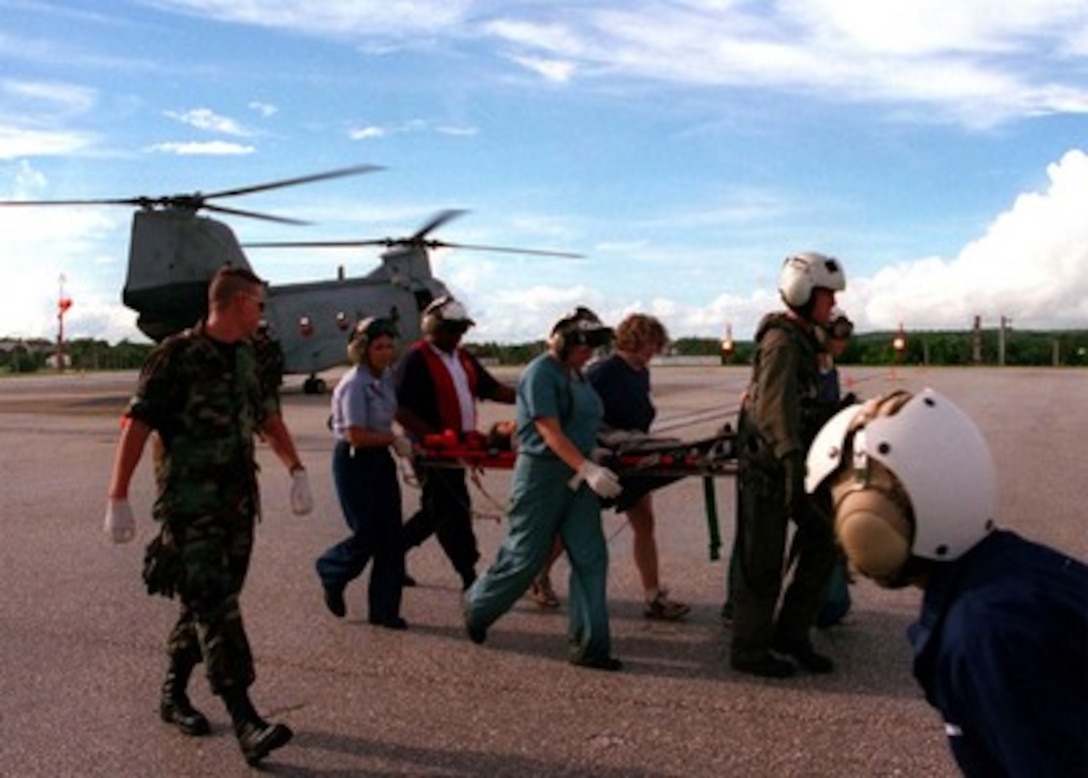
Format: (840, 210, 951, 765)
(104, 498, 136, 544)
(290, 468, 314, 516)
(569, 461, 623, 499)
(391, 435, 414, 459)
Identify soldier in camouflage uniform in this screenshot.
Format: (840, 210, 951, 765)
(729, 252, 846, 678)
(104, 266, 313, 767)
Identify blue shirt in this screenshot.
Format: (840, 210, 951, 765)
(515, 353, 603, 458)
(586, 353, 654, 432)
(908, 531, 1088, 778)
(331, 365, 397, 440)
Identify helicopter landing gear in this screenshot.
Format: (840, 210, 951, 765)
(302, 376, 327, 395)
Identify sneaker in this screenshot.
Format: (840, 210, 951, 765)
(644, 591, 691, 621)
(529, 575, 560, 609)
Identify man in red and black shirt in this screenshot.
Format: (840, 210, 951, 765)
(395, 296, 516, 589)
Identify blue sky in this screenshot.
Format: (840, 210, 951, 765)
(2, 0, 1087, 345)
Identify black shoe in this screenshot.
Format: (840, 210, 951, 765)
(322, 583, 346, 618)
(731, 653, 796, 678)
(720, 600, 734, 625)
(236, 720, 293, 767)
(568, 653, 624, 672)
(159, 696, 211, 737)
(459, 568, 477, 592)
(368, 615, 408, 630)
(771, 635, 834, 674)
(403, 572, 417, 587)
(463, 600, 486, 645)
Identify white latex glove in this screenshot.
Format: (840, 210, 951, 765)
(104, 498, 136, 544)
(568, 461, 623, 499)
(290, 468, 314, 516)
(391, 435, 414, 459)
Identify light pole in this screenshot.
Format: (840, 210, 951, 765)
(720, 323, 735, 365)
(57, 274, 73, 373)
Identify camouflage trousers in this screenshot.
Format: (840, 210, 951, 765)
(163, 510, 256, 695)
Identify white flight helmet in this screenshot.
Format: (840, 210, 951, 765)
(421, 295, 475, 335)
(778, 251, 846, 308)
(805, 389, 998, 587)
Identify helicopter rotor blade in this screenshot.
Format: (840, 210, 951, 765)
(0, 197, 147, 208)
(410, 209, 468, 241)
(203, 164, 384, 200)
(244, 238, 398, 249)
(425, 240, 583, 258)
(201, 202, 311, 225)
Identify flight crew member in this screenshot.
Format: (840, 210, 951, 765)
(806, 389, 1088, 777)
(317, 317, 414, 627)
(464, 307, 624, 670)
(395, 295, 516, 590)
(103, 266, 313, 767)
(729, 251, 845, 678)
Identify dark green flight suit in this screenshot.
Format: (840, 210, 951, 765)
(130, 322, 280, 695)
(730, 313, 838, 664)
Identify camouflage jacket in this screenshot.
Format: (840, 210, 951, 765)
(127, 322, 280, 522)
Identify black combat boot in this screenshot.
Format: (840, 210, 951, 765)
(222, 687, 293, 767)
(159, 655, 211, 736)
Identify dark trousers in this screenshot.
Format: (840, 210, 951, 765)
(165, 511, 256, 695)
(317, 443, 405, 622)
(730, 463, 837, 662)
(402, 465, 479, 578)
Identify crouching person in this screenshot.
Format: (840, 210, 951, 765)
(806, 389, 1087, 777)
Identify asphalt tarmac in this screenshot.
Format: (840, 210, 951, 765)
(1, 364, 1084, 777)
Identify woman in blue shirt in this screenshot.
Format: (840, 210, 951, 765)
(317, 317, 414, 629)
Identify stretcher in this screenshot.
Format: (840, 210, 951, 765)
(411, 426, 738, 560)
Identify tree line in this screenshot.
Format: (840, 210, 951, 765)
(2, 329, 1086, 375)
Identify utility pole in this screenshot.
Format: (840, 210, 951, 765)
(998, 315, 1012, 367)
(972, 315, 983, 364)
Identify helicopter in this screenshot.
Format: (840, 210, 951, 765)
(0, 166, 581, 393)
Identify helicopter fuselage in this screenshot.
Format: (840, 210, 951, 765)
(121, 208, 448, 386)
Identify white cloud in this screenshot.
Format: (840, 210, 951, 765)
(144, 140, 256, 155)
(348, 126, 386, 140)
(1, 79, 98, 114)
(248, 101, 278, 118)
(0, 125, 96, 159)
(851, 148, 1088, 331)
(483, 2, 1088, 127)
(142, 0, 476, 37)
(164, 107, 251, 136)
(505, 54, 576, 84)
(0, 164, 131, 341)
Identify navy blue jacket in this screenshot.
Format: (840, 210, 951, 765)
(908, 531, 1088, 777)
